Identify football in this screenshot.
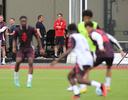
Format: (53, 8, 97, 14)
(95, 87, 103, 96)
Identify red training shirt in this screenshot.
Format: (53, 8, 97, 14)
(54, 19, 66, 37)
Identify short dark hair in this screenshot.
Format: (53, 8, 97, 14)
(38, 15, 43, 20)
(20, 16, 27, 20)
(82, 10, 93, 17)
(10, 18, 15, 21)
(68, 23, 77, 31)
(85, 21, 93, 27)
(57, 13, 63, 16)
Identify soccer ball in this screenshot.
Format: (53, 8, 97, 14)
(95, 87, 103, 96)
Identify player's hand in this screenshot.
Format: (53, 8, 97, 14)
(100, 49, 106, 52)
(39, 35, 42, 38)
(6, 33, 9, 36)
(120, 50, 125, 57)
(58, 26, 61, 29)
(13, 48, 16, 53)
(40, 49, 45, 55)
(50, 60, 58, 66)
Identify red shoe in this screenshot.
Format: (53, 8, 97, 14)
(71, 95, 80, 99)
(102, 84, 107, 98)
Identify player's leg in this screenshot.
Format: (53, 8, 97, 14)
(14, 57, 23, 87)
(54, 37, 59, 58)
(76, 65, 106, 98)
(67, 68, 77, 91)
(105, 57, 114, 91)
(1, 46, 6, 64)
(67, 67, 80, 99)
(27, 57, 34, 88)
(61, 36, 66, 53)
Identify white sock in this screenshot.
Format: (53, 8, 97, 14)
(55, 54, 57, 56)
(74, 78, 77, 82)
(79, 84, 87, 89)
(91, 80, 101, 88)
(27, 74, 33, 82)
(2, 58, 5, 63)
(73, 85, 79, 95)
(14, 71, 19, 79)
(106, 77, 111, 87)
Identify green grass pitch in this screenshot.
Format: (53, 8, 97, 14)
(0, 69, 128, 100)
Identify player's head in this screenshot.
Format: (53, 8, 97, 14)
(0, 15, 4, 22)
(57, 13, 63, 21)
(38, 15, 44, 22)
(10, 18, 15, 25)
(20, 16, 27, 28)
(85, 21, 93, 33)
(82, 10, 93, 23)
(67, 23, 77, 35)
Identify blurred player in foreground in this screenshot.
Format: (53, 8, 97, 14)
(85, 21, 124, 91)
(50, 24, 106, 99)
(13, 16, 45, 88)
(67, 10, 101, 93)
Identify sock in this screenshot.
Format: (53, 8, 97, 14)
(73, 85, 79, 95)
(106, 77, 111, 87)
(74, 78, 77, 82)
(14, 71, 19, 79)
(27, 74, 33, 82)
(2, 58, 5, 63)
(91, 80, 101, 88)
(55, 54, 57, 56)
(79, 84, 87, 89)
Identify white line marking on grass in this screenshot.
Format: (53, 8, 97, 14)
(0, 77, 66, 80)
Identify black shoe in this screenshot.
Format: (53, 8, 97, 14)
(52, 55, 58, 59)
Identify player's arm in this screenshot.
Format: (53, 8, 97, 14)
(34, 29, 45, 55)
(106, 33, 124, 57)
(54, 21, 59, 30)
(5, 28, 8, 35)
(60, 21, 66, 29)
(12, 31, 17, 53)
(36, 29, 42, 38)
(50, 47, 73, 66)
(50, 37, 75, 66)
(91, 32, 105, 52)
(0, 26, 8, 33)
(10, 26, 17, 35)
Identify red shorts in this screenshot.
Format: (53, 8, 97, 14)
(1, 40, 6, 46)
(73, 64, 90, 76)
(17, 48, 35, 59)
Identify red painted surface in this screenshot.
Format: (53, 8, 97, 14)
(0, 66, 128, 69)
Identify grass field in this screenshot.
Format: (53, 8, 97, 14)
(0, 69, 128, 100)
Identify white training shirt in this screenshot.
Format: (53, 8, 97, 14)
(69, 33, 93, 66)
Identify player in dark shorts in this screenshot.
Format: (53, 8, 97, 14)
(0, 15, 8, 65)
(13, 16, 45, 88)
(50, 24, 107, 99)
(85, 21, 124, 91)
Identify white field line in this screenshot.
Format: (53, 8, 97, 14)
(0, 77, 66, 80)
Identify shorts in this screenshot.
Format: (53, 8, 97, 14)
(1, 40, 6, 46)
(17, 48, 35, 59)
(73, 64, 91, 76)
(94, 57, 114, 68)
(55, 36, 65, 45)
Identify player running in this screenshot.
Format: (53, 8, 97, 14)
(50, 24, 107, 99)
(13, 16, 45, 88)
(85, 21, 124, 91)
(67, 9, 101, 93)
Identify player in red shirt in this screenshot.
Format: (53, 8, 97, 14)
(53, 13, 66, 58)
(13, 16, 45, 88)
